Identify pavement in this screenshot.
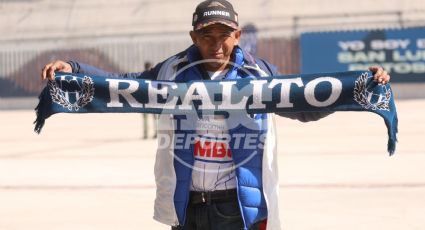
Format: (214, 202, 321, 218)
(0, 99, 424, 230)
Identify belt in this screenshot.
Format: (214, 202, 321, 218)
(189, 189, 237, 205)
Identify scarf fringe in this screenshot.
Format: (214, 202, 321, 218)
(387, 113, 398, 156)
(33, 87, 50, 134)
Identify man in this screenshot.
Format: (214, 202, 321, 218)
(141, 61, 158, 139)
(40, 1, 390, 229)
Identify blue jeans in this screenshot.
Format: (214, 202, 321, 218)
(171, 199, 262, 230)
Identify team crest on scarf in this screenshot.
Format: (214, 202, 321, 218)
(48, 75, 94, 111)
(354, 72, 391, 111)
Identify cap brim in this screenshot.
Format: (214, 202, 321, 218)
(194, 19, 238, 31)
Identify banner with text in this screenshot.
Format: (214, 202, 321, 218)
(300, 27, 425, 82)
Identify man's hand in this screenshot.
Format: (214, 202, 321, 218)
(369, 66, 390, 84)
(41, 60, 72, 81)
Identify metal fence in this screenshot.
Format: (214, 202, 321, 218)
(2, 9, 424, 97)
(0, 39, 192, 97)
(0, 37, 299, 97)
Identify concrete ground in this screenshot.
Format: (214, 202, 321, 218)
(0, 99, 424, 230)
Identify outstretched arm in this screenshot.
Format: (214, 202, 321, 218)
(41, 60, 158, 81)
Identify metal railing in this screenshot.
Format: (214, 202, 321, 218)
(2, 10, 424, 97)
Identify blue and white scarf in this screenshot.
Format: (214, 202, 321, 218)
(34, 71, 398, 155)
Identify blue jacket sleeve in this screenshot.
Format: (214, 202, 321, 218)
(67, 60, 160, 80)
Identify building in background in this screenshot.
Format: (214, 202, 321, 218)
(1, 0, 425, 97)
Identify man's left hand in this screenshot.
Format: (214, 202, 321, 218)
(369, 66, 390, 84)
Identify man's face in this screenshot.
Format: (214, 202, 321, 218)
(190, 24, 241, 71)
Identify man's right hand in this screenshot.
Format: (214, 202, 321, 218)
(41, 60, 72, 81)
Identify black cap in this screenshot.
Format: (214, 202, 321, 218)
(192, 0, 239, 31)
